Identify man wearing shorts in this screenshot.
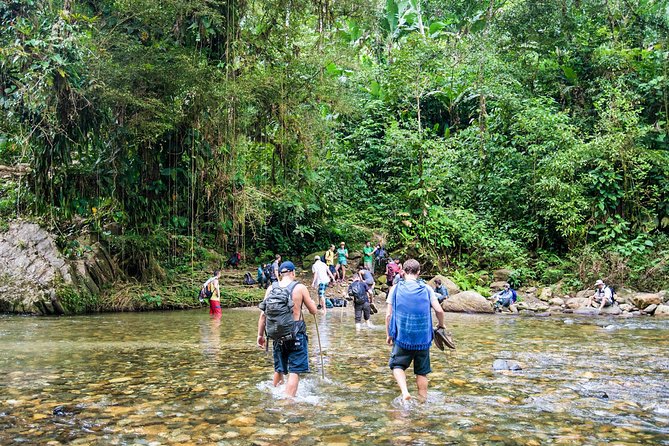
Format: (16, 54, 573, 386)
(257, 261, 318, 397)
(311, 255, 335, 314)
(385, 259, 445, 401)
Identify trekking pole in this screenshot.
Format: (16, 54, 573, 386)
(312, 314, 325, 380)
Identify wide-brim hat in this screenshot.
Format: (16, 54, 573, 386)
(433, 327, 456, 351)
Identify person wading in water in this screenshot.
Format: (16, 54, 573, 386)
(385, 259, 445, 401)
(257, 261, 318, 397)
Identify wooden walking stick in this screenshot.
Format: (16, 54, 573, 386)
(312, 314, 325, 379)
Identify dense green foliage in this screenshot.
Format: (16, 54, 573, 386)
(1, 0, 668, 290)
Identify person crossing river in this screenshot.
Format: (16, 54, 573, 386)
(257, 261, 318, 397)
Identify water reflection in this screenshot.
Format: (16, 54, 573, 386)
(0, 310, 668, 445)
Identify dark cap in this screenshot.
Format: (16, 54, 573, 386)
(279, 261, 295, 273)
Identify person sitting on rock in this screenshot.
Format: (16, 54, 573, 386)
(588, 279, 612, 310)
(492, 283, 517, 311)
(432, 279, 449, 304)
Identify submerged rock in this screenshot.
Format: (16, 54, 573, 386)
(492, 359, 522, 371)
(441, 291, 493, 314)
(573, 307, 600, 316)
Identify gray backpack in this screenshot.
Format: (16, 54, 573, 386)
(259, 281, 299, 342)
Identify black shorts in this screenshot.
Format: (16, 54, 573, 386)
(389, 344, 431, 376)
(354, 302, 370, 322)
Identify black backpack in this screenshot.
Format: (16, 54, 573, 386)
(348, 281, 368, 305)
(259, 281, 299, 342)
(263, 264, 275, 281)
(243, 272, 256, 285)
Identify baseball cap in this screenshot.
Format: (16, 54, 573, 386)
(279, 261, 295, 273)
(314, 255, 321, 261)
(595, 279, 604, 286)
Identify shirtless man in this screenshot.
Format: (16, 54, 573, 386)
(257, 261, 318, 397)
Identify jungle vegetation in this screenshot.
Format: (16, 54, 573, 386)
(1, 0, 668, 292)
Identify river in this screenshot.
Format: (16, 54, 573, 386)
(1, 307, 668, 445)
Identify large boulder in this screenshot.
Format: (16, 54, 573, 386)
(565, 297, 591, 309)
(442, 290, 493, 313)
(493, 269, 512, 282)
(631, 293, 661, 310)
(302, 251, 324, 269)
(654, 305, 669, 317)
(0, 221, 119, 315)
(538, 287, 553, 302)
(428, 275, 460, 296)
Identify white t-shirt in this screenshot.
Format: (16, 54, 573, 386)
(312, 260, 331, 285)
(594, 286, 612, 303)
(386, 279, 438, 306)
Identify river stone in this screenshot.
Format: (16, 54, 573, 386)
(659, 290, 669, 303)
(375, 291, 387, 301)
(428, 275, 460, 296)
(538, 287, 553, 302)
(441, 290, 493, 313)
(574, 307, 600, 316)
(549, 297, 565, 306)
(643, 304, 658, 314)
(377, 274, 387, 285)
(566, 298, 590, 309)
(600, 304, 622, 315)
(614, 287, 635, 304)
(492, 359, 522, 371)
(631, 293, 661, 309)
(489, 281, 507, 292)
(619, 303, 634, 312)
(654, 304, 669, 317)
(493, 269, 512, 282)
(576, 289, 595, 299)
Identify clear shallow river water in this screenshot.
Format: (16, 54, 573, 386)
(1, 307, 668, 445)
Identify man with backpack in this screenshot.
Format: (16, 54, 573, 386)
(373, 244, 387, 274)
(348, 275, 372, 330)
(311, 255, 335, 314)
(491, 283, 517, 311)
(385, 259, 445, 401)
(257, 261, 318, 397)
(588, 279, 614, 310)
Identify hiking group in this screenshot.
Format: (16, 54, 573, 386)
(251, 241, 448, 401)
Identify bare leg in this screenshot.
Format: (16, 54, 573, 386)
(342, 266, 346, 282)
(285, 373, 300, 397)
(273, 372, 285, 387)
(320, 296, 327, 314)
(416, 375, 428, 400)
(392, 368, 411, 400)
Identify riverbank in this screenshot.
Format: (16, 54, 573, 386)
(1, 220, 666, 317)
